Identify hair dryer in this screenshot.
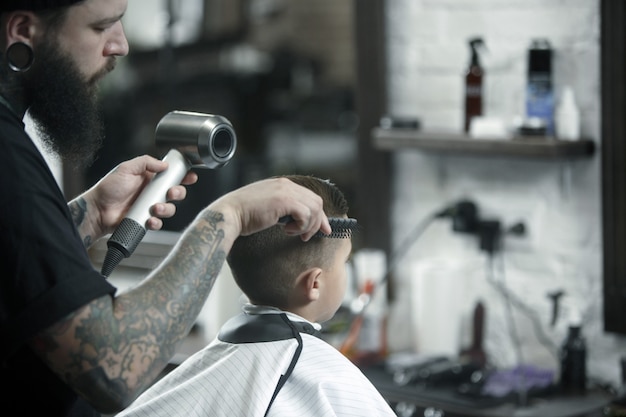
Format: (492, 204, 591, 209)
(101, 111, 237, 277)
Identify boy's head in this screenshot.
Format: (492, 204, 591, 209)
(227, 174, 353, 323)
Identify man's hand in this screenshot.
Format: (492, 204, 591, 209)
(73, 155, 198, 243)
(209, 177, 331, 241)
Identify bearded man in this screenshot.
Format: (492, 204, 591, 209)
(0, 1, 330, 416)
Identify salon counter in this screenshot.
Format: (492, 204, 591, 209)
(362, 363, 612, 417)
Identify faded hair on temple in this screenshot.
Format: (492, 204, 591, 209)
(227, 175, 350, 309)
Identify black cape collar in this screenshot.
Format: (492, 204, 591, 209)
(218, 312, 322, 344)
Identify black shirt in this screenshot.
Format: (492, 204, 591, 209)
(0, 104, 116, 415)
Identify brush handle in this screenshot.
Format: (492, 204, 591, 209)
(278, 215, 357, 238)
(278, 215, 295, 225)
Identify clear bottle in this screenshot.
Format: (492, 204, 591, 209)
(340, 250, 388, 368)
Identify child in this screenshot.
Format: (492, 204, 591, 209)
(118, 175, 395, 417)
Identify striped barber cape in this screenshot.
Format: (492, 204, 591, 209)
(117, 308, 395, 417)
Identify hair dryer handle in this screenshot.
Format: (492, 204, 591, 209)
(101, 149, 192, 277)
(126, 149, 191, 226)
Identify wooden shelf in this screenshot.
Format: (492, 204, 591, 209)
(372, 127, 596, 159)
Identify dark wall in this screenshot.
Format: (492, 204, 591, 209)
(601, 0, 626, 335)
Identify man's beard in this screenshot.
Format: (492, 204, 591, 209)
(26, 40, 113, 169)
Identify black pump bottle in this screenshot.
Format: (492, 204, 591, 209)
(559, 312, 587, 394)
(464, 37, 485, 133)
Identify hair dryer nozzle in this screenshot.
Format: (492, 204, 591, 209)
(101, 218, 146, 277)
(155, 110, 237, 169)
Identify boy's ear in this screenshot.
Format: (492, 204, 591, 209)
(296, 267, 323, 302)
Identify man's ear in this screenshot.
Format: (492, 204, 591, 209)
(4, 11, 38, 45)
(295, 267, 323, 302)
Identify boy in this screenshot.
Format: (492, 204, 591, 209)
(118, 175, 396, 417)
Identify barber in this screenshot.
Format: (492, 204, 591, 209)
(0, 0, 331, 416)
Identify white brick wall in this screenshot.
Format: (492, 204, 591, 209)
(385, 0, 626, 389)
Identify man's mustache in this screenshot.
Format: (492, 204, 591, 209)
(89, 57, 117, 86)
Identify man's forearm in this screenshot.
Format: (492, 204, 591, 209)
(108, 208, 233, 403)
(29, 208, 235, 413)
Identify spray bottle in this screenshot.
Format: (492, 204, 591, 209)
(464, 37, 485, 133)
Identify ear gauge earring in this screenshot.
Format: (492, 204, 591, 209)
(6, 42, 34, 72)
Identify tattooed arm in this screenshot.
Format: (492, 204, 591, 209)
(69, 155, 198, 248)
(30, 177, 330, 413)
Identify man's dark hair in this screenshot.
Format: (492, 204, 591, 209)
(0, 0, 84, 12)
(0, 1, 83, 31)
(227, 175, 349, 309)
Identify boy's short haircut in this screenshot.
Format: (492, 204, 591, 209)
(227, 175, 349, 309)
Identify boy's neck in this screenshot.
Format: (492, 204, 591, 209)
(243, 303, 320, 328)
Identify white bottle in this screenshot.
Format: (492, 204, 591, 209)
(555, 86, 581, 141)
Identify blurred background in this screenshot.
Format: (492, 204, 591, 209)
(69, 1, 626, 415)
(87, 0, 359, 232)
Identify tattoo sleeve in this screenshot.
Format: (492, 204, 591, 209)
(68, 197, 93, 247)
(29, 209, 230, 412)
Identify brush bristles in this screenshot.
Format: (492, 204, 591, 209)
(315, 217, 358, 239)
